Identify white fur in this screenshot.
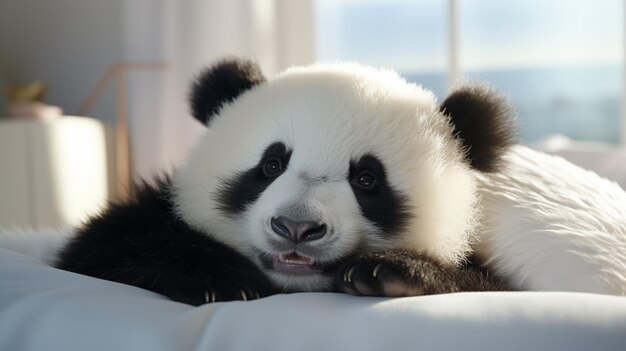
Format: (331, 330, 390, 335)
(475, 145, 626, 294)
(173, 63, 478, 290)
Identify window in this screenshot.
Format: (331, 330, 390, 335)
(315, 0, 624, 144)
(315, 0, 449, 98)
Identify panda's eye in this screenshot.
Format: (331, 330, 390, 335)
(263, 157, 283, 177)
(356, 170, 377, 189)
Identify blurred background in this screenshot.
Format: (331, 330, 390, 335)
(0, 0, 624, 229)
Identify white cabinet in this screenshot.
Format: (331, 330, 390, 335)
(0, 117, 108, 229)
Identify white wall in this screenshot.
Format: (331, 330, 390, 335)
(0, 0, 125, 124)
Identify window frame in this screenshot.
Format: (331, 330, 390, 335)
(445, 0, 625, 144)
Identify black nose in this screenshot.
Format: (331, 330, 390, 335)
(271, 216, 327, 243)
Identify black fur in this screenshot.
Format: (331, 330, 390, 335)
(335, 249, 507, 296)
(55, 179, 277, 306)
(349, 155, 411, 235)
(190, 58, 266, 126)
(217, 142, 292, 215)
(440, 84, 517, 172)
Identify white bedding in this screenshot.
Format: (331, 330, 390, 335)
(1, 248, 625, 351)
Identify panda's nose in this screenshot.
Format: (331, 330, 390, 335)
(271, 216, 327, 243)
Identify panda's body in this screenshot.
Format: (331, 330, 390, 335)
(476, 146, 626, 294)
(3, 58, 626, 304)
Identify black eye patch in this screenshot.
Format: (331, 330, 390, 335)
(349, 155, 411, 235)
(216, 142, 291, 215)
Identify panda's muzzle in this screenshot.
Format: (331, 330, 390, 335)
(260, 215, 340, 275)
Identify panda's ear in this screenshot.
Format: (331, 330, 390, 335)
(440, 84, 517, 172)
(190, 58, 266, 126)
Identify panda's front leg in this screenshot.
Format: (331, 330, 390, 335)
(334, 249, 506, 297)
(57, 227, 279, 306)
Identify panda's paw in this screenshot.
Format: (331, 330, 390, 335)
(334, 250, 459, 297)
(201, 285, 263, 304)
(163, 280, 267, 305)
(335, 252, 425, 297)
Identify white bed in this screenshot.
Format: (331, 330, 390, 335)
(1, 248, 625, 351)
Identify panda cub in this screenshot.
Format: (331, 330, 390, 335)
(55, 58, 513, 305)
(53, 58, 626, 304)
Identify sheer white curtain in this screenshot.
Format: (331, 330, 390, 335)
(122, 0, 314, 181)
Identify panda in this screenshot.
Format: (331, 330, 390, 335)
(6, 57, 626, 304)
(54, 58, 515, 305)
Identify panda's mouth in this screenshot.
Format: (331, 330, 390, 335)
(264, 252, 325, 275)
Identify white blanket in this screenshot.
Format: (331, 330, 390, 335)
(1, 248, 625, 351)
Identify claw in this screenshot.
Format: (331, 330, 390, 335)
(345, 265, 356, 283)
(204, 289, 216, 303)
(372, 263, 383, 278)
(239, 289, 248, 301)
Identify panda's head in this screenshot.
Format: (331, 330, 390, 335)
(173, 58, 515, 292)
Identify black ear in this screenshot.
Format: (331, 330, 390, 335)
(190, 58, 266, 126)
(440, 84, 517, 172)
